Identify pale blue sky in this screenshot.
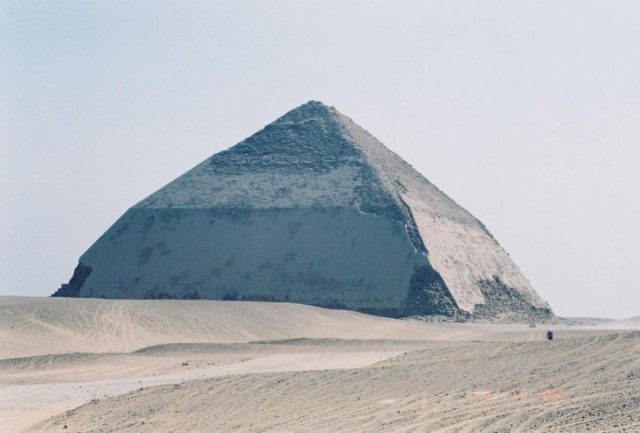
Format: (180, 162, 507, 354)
(1, 1, 638, 318)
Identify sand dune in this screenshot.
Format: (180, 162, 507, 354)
(0, 296, 616, 359)
(0, 296, 466, 358)
(0, 296, 433, 358)
(1, 297, 638, 432)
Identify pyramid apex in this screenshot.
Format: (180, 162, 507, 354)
(273, 100, 337, 125)
(302, 99, 329, 107)
(292, 99, 333, 113)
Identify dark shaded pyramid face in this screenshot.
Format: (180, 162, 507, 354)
(54, 101, 552, 319)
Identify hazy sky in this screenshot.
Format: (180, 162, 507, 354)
(1, 1, 638, 318)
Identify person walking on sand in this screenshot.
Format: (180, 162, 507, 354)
(546, 329, 553, 341)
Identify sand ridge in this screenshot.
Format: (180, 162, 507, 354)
(0, 296, 582, 359)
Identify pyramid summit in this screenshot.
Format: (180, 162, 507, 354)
(54, 101, 552, 319)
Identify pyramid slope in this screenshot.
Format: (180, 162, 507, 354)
(331, 107, 548, 312)
(54, 101, 551, 319)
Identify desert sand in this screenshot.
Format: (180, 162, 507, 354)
(1, 296, 638, 432)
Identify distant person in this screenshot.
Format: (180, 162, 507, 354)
(546, 330, 553, 341)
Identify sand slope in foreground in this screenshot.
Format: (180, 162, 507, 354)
(1, 297, 638, 433)
(28, 333, 640, 433)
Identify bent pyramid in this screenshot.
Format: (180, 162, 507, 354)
(54, 101, 552, 319)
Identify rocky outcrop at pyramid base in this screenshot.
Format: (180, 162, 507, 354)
(52, 263, 92, 298)
(470, 277, 553, 320)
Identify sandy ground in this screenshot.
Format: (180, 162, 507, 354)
(0, 296, 638, 432)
